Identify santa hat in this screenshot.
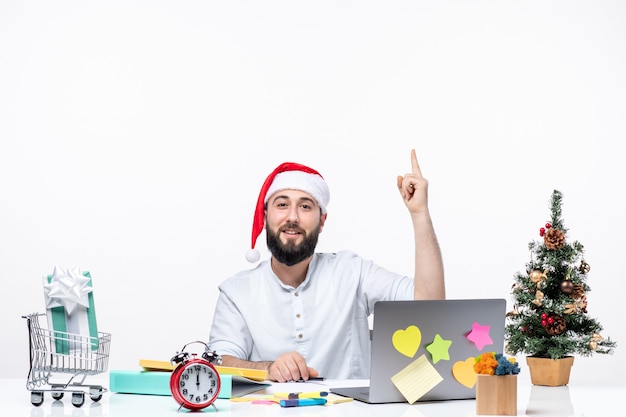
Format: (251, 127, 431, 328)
(245, 162, 330, 263)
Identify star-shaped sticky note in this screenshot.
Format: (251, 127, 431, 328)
(425, 334, 452, 364)
(466, 321, 493, 351)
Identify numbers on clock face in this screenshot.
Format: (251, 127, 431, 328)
(178, 364, 218, 404)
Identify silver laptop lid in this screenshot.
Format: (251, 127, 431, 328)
(368, 298, 506, 403)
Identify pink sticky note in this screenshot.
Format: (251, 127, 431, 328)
(251, 399, 278, 405)
(466, 322, 493, 350)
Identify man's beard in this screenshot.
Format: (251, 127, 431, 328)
(266, 222, 320, 266)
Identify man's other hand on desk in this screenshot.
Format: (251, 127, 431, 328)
(269, 351, 319, 383)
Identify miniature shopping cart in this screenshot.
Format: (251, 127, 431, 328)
(23, 313, 111, 407)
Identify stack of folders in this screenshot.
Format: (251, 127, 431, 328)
(109, 359, 270, 399)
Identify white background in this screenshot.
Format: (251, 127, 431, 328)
(1, 0, 624, 382)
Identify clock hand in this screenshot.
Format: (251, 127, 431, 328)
(196, 369, 200, 388)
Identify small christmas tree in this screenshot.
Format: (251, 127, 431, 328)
(505, 190, 616, 359)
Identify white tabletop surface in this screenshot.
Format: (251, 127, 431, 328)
(1, 373, 625, 417)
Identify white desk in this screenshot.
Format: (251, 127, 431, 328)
(2, 374, 624, 417)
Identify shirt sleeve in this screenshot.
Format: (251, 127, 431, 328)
(208, 289, 253, 359)
(358, 255, 415, 314)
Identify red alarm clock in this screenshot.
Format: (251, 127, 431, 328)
(169, 341, 222, 411)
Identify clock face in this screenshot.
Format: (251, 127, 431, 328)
(171, 360, 220, 410)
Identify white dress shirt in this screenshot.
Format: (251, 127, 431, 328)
(208, 250, 414, 379)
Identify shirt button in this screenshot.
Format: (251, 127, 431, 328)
(296, 313, 301, 318)
(294, 292, 299, 297)
(298, 334, 303, 339)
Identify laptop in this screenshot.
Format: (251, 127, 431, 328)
(331, 298, 506, 404)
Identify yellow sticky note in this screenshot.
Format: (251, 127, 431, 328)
(392, 325, 422, 358)
(390, 354, 443, 404)
(324, 393, 354, 404)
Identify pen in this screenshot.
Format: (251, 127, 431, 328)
(279, 398, 327, 407)
(296, 376, 325, 382)
(274, 391, 329, 399)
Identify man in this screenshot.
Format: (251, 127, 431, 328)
(208, 149, 445, 381)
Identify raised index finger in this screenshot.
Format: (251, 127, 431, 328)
(411, 149, 423, 178)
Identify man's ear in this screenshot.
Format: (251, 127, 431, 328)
(319, 213, 328, 232)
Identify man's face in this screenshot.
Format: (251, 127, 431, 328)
(265, 189, 326, 266)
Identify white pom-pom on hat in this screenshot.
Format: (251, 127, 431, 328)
(246, 248, 261, 263)
(246, 162, 329, 263)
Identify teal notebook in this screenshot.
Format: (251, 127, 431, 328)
(109, 370, 269, 398)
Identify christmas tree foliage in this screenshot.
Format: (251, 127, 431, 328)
(505, 190, 616, 359)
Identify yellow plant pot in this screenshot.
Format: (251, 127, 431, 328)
(526, 356, 574, 386)
(475, 374, 518, 416)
